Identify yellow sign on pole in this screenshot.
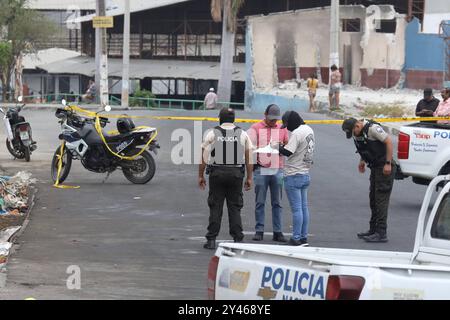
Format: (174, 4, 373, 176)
(93, 16, 114, 28)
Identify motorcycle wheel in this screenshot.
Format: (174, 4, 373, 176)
(24, 146, 30, 162)
(51, 146, 73, 184)
(122, 149, 156, 184)
(6, 138, 25, 159)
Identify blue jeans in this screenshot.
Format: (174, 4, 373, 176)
(284, 174, 310, 241)
(254, 168, 283, 233)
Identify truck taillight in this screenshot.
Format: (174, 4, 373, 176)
(207, 256, 219, 300)
(326, 275, 365, 300)
(398, 132, 410, 160)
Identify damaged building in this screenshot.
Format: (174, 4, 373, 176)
(248, 5, 408, 89)
(21, 0, 449, 109)
(248, 5, 444, 89)
(246, 0, 449, 111)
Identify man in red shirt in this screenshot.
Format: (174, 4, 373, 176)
(247, 104, 289, 242)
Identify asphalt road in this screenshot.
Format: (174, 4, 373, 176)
(0, 108, 428, 299)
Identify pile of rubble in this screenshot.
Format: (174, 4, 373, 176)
(258, 80, 424, 117)
(0, 172, 35, 216)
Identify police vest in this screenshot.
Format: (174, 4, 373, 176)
(353, 121, 386, 168)
(210, 126, 245, 166)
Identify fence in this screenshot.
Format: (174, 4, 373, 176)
(12, 94, 245, 110)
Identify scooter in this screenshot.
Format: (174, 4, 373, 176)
(0, 96, 37, 162)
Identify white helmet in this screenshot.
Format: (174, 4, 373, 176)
(209, 88, 215, 92)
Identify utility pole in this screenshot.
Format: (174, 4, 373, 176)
(329, 0, 340, 83)
(95, 0, 109, 109)
(95, 0, 101, 105)
(122, 0, 130, 109)
(217, 0, 235, 105)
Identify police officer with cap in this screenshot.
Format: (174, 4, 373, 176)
(342, 118, 395, 243)
(199, 108, 253, 250)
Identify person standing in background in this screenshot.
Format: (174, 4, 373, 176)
(329, 65, 342, 110)
(204, 88, 218, 110)
(415, 88, 440, 118)
(434, 88, 450, 124)
(307, 74, 319, 112)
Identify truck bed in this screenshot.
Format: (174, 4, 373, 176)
(218, 243, 450, 271)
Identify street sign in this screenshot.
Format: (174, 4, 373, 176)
(93, 16, 114, 28)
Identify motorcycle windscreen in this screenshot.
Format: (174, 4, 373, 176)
(3, 117, 14, 140)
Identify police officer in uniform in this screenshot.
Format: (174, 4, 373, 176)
(342, 118, 395, 243)
(199, 108, 253, 250)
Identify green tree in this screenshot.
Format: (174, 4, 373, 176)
(0, 41, 13, 100)
(211, 0, 245, 105)
(0, 0, 56, 101)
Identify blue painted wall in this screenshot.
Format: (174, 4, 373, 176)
(246, 92, 309, 113)
(405, 18, 445, 72)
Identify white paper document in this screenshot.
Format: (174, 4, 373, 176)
(253, 144, 279, 154)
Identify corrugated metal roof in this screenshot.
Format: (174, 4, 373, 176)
(71, 0, 191, 23)
(36, 56, 246, 82)
(26, 0, 95, 10)
(23, 48, 81, 69)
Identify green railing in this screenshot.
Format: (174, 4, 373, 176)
(10, 94, 246, 110)
(126, 97, 244, 110)
(109, 95, 121, 106)
(5, 94, 82, 104)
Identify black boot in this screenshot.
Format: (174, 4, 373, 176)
(252, 232, 264, 241)
(203, 239, 216, 250)
(273, 232, 287, 243)
(363, 232, 388, 243)
(357, 230, 375, 239)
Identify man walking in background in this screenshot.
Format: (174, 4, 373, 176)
(204, 88, 218, 110)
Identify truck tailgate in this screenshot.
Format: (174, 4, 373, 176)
(214, 244, 409, 300)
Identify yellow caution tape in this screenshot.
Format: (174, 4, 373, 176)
(95, 117, 158, 161)
(53, 141, 80, 189)
(65, 105, 158, 160)
(66, 105, 450, 124)
(149, 116, 450, 124)
(53, 105, 158, 188)
(53, 105, 450, 189)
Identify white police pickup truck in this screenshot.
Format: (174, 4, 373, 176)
(207, 175, 450, 300)
(397, 122, 450, 185)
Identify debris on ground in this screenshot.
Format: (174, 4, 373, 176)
(0, 171, 35, 268)
(259, 80, 424, 118)
(0, 172, 35, 216)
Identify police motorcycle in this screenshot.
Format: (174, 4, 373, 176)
(51, 100, 160, 184)
(0, 96, 37, 162)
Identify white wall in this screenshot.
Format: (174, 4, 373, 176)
(423, 0, 450, 34)
(248, 5, 407, 88)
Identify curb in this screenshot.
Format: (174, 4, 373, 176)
(8, 186, 37, 250)
(315, 101, 400, 136)
(2, 103, 146, 112)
